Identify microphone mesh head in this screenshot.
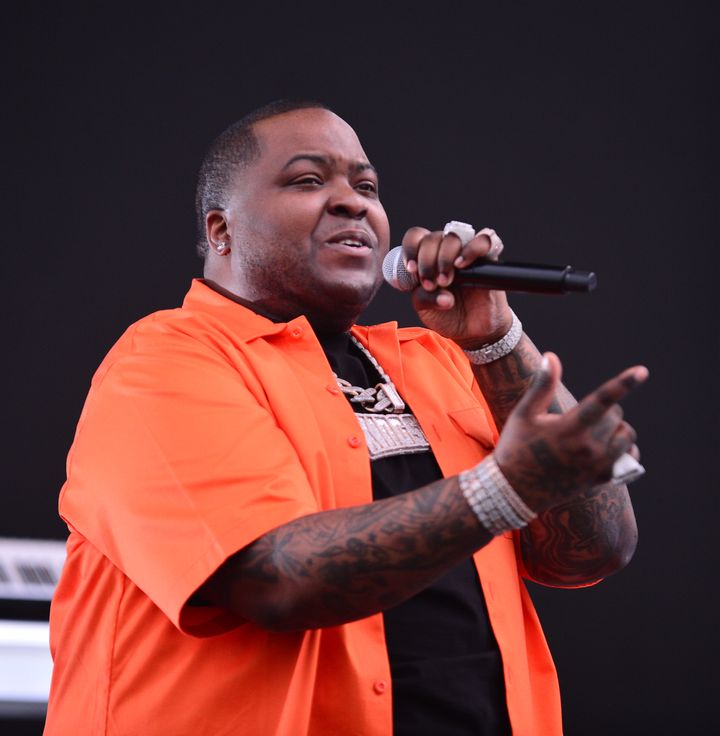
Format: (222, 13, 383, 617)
(382, 246, 417, 292)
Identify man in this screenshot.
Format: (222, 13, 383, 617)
(45, 100, 647, 735)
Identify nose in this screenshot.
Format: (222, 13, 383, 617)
(326, 181, 368, 220)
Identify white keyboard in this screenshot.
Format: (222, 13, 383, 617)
(0, 537, 66, 717)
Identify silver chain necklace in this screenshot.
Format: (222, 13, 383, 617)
(333, 335, 406, 414)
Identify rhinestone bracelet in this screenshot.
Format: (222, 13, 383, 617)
(462, 311, 522, 365)
(459, 455, 537, 535)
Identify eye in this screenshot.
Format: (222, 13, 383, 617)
(291, 174, 323, 187)
(356, 180, 378, 195)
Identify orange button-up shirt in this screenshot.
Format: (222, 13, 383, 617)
(45, 280, 562, 735)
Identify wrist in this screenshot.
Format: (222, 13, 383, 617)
(459, 310, 523, 365)
(459, 455, 537, 535)
(453, 310, 514, 350)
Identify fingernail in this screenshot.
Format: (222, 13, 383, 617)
(422, 279, 435, 291)
(436, 292, 453, 308)
(623, 366, 649, 389)
(540, 355, 550, 372)
(437, 273, 449, 286)
(454, 256, 465, 267)
(406, 260, 417, 273)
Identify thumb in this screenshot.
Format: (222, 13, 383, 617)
(513, 352, 562, 419)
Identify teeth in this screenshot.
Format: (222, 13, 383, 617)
(340, 239, 364, 247)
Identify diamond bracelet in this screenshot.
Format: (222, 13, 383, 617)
(462, 310, 522, 365)
(459, 455, 537, 535)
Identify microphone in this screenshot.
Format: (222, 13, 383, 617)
(381, 247, 642, 484)
(382, 246, 597, 294)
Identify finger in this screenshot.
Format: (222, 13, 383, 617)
(401, 226, 431, 274)
(454, 227, 504, 267)
(575, 365, 649, 427)
(436, 234, 464, 287)
(627, 443, 640, 461)
(416, 231, 445, 291)
(589, 405, 624, 444)
(477, 227, 504, 261)
(454, 231, 492, 268)
(606, 422, 638, 460)
(512, 352, 563, 419)
(411, 287, 455, 311)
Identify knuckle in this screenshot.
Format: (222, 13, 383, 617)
(596, 387, 616, 406)
(437, 254, 456, 273)
(405, 226, 430, 240)
(418, 231, 438, 248)
(417, 257, 437, 279)
(443, 231, 463, 245)
(465, 241, 488, 259)
(401, 228, 428, 253)
(610, 437, 632, 458)
(621, 373, 641, 390)
(577, 403, 600, 427)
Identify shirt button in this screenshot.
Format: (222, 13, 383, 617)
(373, 680, 387, 694)
(347, 435, 362, 448)
(289, 327, 303, 339)
(326, 384, 340, 395)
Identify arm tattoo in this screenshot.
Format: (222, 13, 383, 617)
(473, 335, 568, 424)
(520, 485, 637, 585)
(527, 438, 583, 497)
(470, 333, 638, 585)
(210, 476, 493, 631)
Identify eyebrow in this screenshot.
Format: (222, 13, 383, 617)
(282, 154, 377, 176)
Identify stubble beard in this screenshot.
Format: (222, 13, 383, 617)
(239, 241, 383, 332)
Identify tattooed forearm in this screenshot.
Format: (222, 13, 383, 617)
(200, 476, 493, 631)
(520, 485, 637, 585)
(472, 334, 570, 424)
(469, 332, 638, 584)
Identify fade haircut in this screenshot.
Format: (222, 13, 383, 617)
(194, 99, 333, 256)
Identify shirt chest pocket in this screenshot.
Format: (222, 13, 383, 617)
(447, 406, 495, 452)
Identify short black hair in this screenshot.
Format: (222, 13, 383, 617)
(194, 99, 333, 256)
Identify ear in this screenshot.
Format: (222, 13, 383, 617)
(205, 209, 231, 254)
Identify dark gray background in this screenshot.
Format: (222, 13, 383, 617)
(4, 2, 717, 733)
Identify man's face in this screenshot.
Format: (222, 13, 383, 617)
(222, 108, 391, 329)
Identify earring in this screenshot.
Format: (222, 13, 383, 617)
(215, 242, 230, 255)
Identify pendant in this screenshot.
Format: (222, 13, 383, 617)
(366, 382, 405, 414)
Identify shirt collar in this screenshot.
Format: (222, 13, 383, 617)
(182, 278, 424, 346)
(182, 279, 292, 342)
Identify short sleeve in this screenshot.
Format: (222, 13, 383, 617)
(60, 320, 319, 635)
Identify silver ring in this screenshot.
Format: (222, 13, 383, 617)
(443, 220, 476, 246)
(477, 227, 504, 259)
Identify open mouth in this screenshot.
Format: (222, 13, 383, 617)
(334, 238, 368, 248)
(326, 231, 373, 251)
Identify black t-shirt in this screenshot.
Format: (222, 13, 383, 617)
(318, 331, 511, 736)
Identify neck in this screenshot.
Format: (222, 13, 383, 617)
(202, 279, 359, 333)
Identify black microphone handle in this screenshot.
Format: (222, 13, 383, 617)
(381, 246, 597, 294)
(455, 261, 597, 294)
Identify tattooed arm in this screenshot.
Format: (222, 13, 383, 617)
(398, 225, 644, 586)
(199, 475, 493, 632)
(200, 225, 645, 627)
(199, 340, 644, 631)
(471, 333, 640, 586)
